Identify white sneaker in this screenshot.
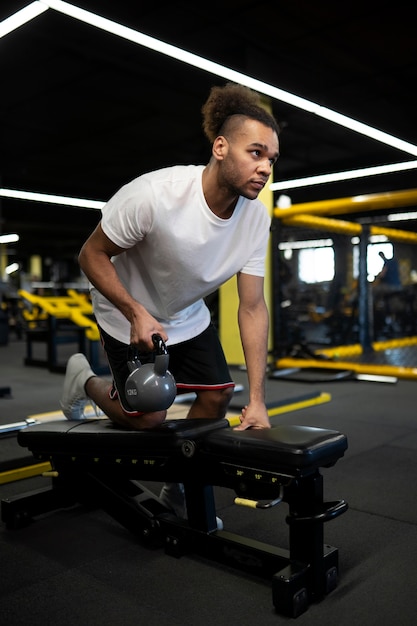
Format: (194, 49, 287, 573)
(159, 482, 187, 517)
(159, 482, 223, 529)
(60, 353, 96, 420)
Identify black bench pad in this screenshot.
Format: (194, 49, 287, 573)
(201, 425, 347, 472)
(18, 418, 229, 456)
(18, 418, 347, 476)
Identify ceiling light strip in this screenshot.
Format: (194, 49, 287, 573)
(40, 0, 417, 157)
(270, 160, 417, 192)
(0, 188, 104, 209)
(0, 2, 48, 37)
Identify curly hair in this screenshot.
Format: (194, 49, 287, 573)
(201, 82, 280, 143)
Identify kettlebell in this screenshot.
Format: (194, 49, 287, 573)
(125, 334, 177, 412)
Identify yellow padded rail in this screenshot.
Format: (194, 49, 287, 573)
(281, 214, 417, 243)
(274, 188, 417, 219)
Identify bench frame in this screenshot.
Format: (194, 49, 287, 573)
(2, 418, 348, 618)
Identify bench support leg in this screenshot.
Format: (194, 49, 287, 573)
(1, 465, 345, 619)
(271, 471, 342, 616)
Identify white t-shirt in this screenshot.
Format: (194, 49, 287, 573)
(92, 165, 271, 345)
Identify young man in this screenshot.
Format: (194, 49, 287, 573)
(61, 82, 280, 435)
(375, 250, 401, 292)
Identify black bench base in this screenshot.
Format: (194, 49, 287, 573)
(2, 418, 348, 619)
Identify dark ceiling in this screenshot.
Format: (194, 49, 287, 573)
(1, 1, 417, 271)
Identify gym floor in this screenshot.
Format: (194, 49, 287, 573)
(1, 336, 417, 625)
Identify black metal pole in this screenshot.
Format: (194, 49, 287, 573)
(271, 217, 282, 359)
(358, 225, 374, 350)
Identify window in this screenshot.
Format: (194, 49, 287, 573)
(298, 247, 335, 283)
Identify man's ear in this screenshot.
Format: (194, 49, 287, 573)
(212, 135, 228, 161)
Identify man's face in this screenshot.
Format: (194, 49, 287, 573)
(218, 119, 279, 200)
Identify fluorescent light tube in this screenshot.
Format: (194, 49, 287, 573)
(0, 2, 47, 38)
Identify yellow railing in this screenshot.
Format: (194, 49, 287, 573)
(19, 289, 100, 341)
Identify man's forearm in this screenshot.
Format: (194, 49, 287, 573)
(238, 302, 269, 404)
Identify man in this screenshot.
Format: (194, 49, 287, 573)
(375, 250, 401, 292)
(61, 82, 280, 437)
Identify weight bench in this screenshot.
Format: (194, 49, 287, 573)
(2, 418, 348, 618)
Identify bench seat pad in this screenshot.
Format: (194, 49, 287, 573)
(18, 419, 347, 474)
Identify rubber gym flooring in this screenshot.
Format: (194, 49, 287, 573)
(1, 336, 417, 625)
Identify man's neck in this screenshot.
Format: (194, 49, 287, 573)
(202, 164, 238, 219)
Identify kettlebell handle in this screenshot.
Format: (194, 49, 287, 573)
(128, 334, 168, 362)
(152, 333, 168, 355)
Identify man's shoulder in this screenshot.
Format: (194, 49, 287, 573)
(143, 164, 204, 184)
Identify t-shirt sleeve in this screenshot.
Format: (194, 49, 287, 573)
(240, 213, 271, 277)
(100, 177, 154, 248)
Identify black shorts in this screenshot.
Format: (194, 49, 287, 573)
(99, 324, 235, 415)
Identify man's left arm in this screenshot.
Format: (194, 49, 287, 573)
(234, 272, 271, 430)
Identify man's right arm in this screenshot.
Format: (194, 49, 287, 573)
(79, 222, 167, 349)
